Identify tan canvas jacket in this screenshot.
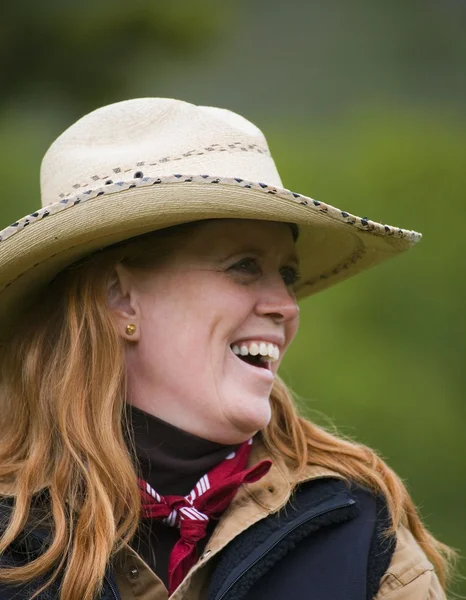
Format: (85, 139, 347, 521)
(111, 439, 445, 600)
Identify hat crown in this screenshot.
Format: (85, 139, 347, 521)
(40, 98, 283, 206)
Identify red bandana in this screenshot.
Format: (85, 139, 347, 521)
(137, 438, 272, 594)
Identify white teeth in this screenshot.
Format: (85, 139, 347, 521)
(249, 342, 259, 356)
(231, 341, 280, 362)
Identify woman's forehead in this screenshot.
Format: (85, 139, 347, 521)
(179, 219, 298, 260)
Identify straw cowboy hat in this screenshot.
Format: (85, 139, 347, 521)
(0, 97, 421, 334)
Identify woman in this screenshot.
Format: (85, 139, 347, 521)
(0, 98, 454, 600)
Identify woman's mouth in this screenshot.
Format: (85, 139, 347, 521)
(230, 341, 280, 371)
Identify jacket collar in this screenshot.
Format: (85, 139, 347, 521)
(241, 434, 345, 513)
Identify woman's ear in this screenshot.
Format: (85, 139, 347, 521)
(107, 263, 140, 341)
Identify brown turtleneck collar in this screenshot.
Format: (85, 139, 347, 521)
(126, 403, 238, 496)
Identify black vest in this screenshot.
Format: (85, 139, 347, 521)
(207, 478, 395, 600)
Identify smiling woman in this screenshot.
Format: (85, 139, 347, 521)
(0, 99, 454, 600)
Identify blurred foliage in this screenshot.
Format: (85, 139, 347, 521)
(0, 0, 464, 594)
(272, 111, 466, 559)
(0, 0, 222, 112)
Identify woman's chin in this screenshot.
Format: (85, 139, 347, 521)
(225, 398, 272, 440)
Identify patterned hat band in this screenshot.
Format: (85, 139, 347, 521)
(0, 98, 421, 339)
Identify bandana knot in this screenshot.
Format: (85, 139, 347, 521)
(138, 437, 271, 594)
(178, 517, 208, 545)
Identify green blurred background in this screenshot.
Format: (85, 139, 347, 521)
(1, 0, 465, 592)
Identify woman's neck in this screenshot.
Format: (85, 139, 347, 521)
(126, 403, 238, 496)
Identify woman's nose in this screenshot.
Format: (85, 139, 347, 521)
(255, 283, 300, 324)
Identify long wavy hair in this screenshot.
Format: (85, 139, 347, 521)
(0, 222, 455, 600)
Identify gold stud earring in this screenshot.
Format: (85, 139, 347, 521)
(125, 324, 137, 336)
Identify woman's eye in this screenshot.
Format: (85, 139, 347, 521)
(280, 266, 301, 287)
(229, 258, 260, 275)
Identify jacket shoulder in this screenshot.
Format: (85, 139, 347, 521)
(375, 525, 445, 599)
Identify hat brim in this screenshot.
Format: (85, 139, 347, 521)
(0, 174, 421, 338)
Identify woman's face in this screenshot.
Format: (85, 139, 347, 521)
(111, 219, 300, 444)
